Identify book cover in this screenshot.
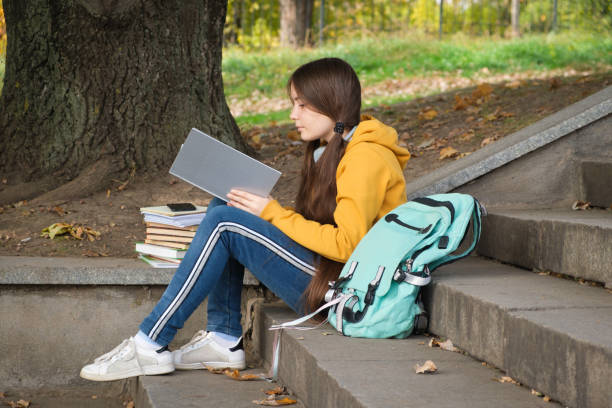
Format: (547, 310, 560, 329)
(145, 222, 198, 232)
(145, 234, 193, 243)
(138, 254, 179, 269)
(143, 239, 190, 250)
(146, 228, 197, 238)
(140, 205, 207, 217)
(136, 242, 187, 258)
(143, 213, 205, 228)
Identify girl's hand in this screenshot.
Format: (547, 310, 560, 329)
(226, 189, 271, 216)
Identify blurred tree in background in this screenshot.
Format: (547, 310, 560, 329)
(222, 0, 611, 49)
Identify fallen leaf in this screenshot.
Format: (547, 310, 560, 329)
(505, 80, 522, 89)
(321, 332, 332, 336)
(438, 339, 457, 352)
(91, 395, 98, 399)
(253, 395, 297, 406)
(549, 78, 561, 90)
(206, 366, 226, 374)
(439, 146, 459, 160)
(224, 369, 265, 381)
(106, 189, 111, 198)
(418, 108, 438, 121)
(7, 400, 30, 408)
(481, 137, 494, 147)
(465, 115, 475, 123)
(543, 396, 551, 402)
(125, 401, 135, 408)
(264, 386, 287, 396)
(531, 389, 543, 397)
(459, 130, 475, 141)
(572, 200, 591, 210)
(287, 130, 300, 141)
(415, 360, 437, 374)
(473, 83, 493, 100)
(454, 94, 470, 110)
(498, 376, 519, 384)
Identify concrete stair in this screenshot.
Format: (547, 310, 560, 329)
(477, 209, 612, 287)
(133, 369, 305, 408)
(423, 257, 611, 408)
(254, 303, 560, 408)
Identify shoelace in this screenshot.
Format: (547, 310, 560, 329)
(94, 338, 131, 363)
(179, 330, 209, 351)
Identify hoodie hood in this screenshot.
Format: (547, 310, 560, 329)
(347, 114, 410, 169)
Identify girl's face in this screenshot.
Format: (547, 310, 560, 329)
(290, 85, 335, 143)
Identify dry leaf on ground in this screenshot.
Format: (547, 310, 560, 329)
(453, 94, 470, 110)
(496, 376, 519, 385)
(418, 108, 438, 121)
(531, 389, 543, 397)
(481, 137, 495, 147)
(543, 396, 551, 402)
(224, 369, 265, 381)
(7, 400, 30, 408)
(473, 83, 494, 100)
(428, 338, 457, 352)
(439, 146, 459, 160)
(572, 200, 591, 210)
(286, 130, 300, 141)
(125, 400, 135, 408)
(253, 395, 297, 406)
(264, 386, 287, 396)
(414, 360, 437, 374)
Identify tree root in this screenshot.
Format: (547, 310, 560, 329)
(27, 156, 125, 206)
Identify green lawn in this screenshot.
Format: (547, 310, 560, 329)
(223, 32, 612, 126)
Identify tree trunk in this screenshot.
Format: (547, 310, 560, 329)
(511, 0, 520, 37)
(0, 0, 245, 202)
(280, 0, 314, 48)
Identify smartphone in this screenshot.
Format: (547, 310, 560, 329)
(167, 202, 197, 212)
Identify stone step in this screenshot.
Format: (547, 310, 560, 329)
(256, 304, 561, 408)
(423, 256, 612, 408)
(134, 368, 304, 408)
(582, 160, 612, 208)
(477, 209, 612, 287)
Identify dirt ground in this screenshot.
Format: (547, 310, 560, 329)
(1, 72, 610, 258)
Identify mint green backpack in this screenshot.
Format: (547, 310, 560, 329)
(326, 193, 484, 338)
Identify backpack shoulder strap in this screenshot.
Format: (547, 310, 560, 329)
(428, 197, 485, 272)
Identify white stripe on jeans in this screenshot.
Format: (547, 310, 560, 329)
(148, 221, 317, 340)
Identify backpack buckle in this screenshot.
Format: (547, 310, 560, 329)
(393, 259, 413, 282)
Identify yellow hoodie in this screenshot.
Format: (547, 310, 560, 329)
(260, 115, 410, 263)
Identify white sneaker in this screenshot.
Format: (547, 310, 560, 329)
(173, 331, 246, 370)
(80, 337, 174, 381)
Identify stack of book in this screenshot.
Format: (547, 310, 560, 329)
(135, 205, 207, 268)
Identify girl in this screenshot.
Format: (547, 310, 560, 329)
(80, 57, 410, 381)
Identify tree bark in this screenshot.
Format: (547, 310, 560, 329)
(280, 0, 314, 48)
(0, 0, 245, 200)
(511, 0, 520, 37)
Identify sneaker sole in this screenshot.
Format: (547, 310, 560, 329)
(80, 363, 175, 381)
(175, 361, 246, 370)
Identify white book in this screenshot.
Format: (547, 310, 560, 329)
(138, 254, 179, 269)
(140, 205, 207, 217)
(143, 213, 206, 228)
(135, 242, 187, 259)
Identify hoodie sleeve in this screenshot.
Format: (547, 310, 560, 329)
(260, 143, 391, 263)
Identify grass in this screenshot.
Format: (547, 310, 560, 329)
(223, 31, 612, 126)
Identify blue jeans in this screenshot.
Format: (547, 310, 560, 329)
(140, 198, 318, 346)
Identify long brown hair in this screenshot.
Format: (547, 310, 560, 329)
(288, 58, 361, 313)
